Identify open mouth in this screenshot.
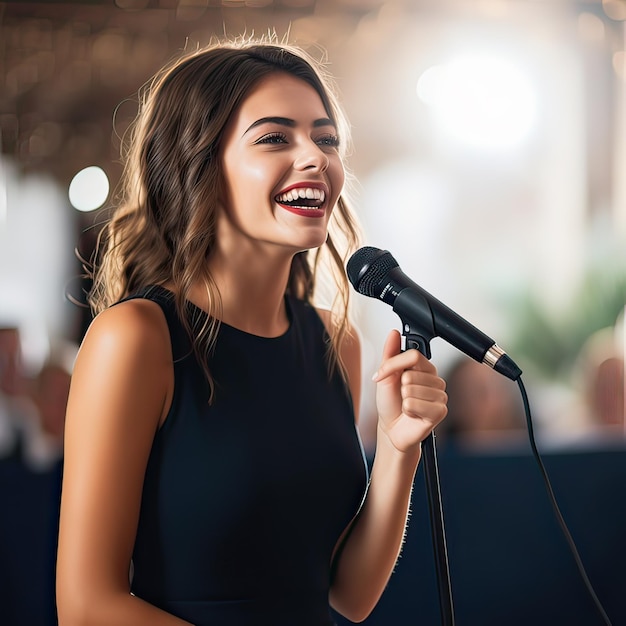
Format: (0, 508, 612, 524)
(275, 187, 326, 210)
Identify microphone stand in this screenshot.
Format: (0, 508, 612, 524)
(402, 322, 455, 626)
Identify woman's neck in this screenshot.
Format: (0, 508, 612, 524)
(194, 249, 294, 337)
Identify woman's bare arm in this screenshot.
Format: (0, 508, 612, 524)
(56, 299, 191, 625)
(330, 329, 448, 623)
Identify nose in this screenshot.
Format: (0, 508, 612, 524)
(293, 142, 330, 172)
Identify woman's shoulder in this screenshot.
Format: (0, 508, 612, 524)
(312, 305, 333, 335)
(68, 296, 174, 435)
(311, 305, 359, 343)
(81, 297, 171, 364)
(288, 298, 361, 365)
(312, 305, 362, 422)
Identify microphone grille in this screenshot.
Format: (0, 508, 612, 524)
(347, 246, 399, 297)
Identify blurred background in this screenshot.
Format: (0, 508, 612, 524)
(0, 0, 624, 625)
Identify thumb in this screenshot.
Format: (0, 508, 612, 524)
(372, 329, 402, 381)
(381, 328, 402, 361)
(373, 329, 405, 424)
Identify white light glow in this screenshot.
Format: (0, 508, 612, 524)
(68, 166, 110, 212)
(0, 164, 6, 225)
(417, 54, 537, 151)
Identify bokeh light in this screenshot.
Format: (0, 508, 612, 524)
(417, 54, 537, 151)
(68, 166, 110, 212)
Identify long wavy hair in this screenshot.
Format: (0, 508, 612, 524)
(89, 39, 362, 400)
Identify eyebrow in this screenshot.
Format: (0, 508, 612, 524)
(243, 116, 336, 135)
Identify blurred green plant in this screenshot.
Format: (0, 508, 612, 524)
(507, 257, 625, 381)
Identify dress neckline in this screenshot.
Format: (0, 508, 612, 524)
(148, 285, 293, 341)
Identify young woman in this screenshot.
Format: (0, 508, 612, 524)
(56, 40, 448, 626)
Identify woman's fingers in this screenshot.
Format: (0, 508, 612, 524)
(372, 331, 436, 383)
(400, 389, 448, 423)
(373, 329, 448, 438)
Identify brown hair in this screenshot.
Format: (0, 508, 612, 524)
(89, 39, 362, 400)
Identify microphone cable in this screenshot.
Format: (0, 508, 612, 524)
(516, 376, 613, 626)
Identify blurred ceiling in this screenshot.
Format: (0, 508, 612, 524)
(0, 0, 615, 187)
(0, 0, 376, 186)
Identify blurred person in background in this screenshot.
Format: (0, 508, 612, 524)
(437, 356, 526, 453)
(0, 326, 38, 460)
(0, 341, 71, 625)
(56, 39, 448, 626)
(0, 330, 73, 471)
(572, 323, 625, 444)
(20, 349, 73, 472)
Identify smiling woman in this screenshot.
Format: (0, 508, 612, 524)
(55, 39, 449, 626)
(219, 72, 345, 254)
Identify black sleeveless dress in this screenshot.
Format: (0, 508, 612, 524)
(124, 287, 368, 626)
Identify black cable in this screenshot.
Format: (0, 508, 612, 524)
(516, 376, 613, 626)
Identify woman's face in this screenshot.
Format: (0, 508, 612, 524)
(217, 71, 345, 256)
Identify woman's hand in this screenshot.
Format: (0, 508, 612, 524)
(373, 329, 448, 453)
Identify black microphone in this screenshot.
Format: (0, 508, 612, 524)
(347, 246, 522, 381)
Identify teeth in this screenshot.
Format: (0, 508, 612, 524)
(275, 187, 326, 204)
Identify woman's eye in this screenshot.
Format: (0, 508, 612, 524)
(256, 132, 287, 145)
(316, 134, 340, 148)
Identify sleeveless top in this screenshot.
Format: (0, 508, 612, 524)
(123, 286, 369, 626)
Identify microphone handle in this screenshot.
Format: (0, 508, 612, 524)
(394, 287, 522, 380)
